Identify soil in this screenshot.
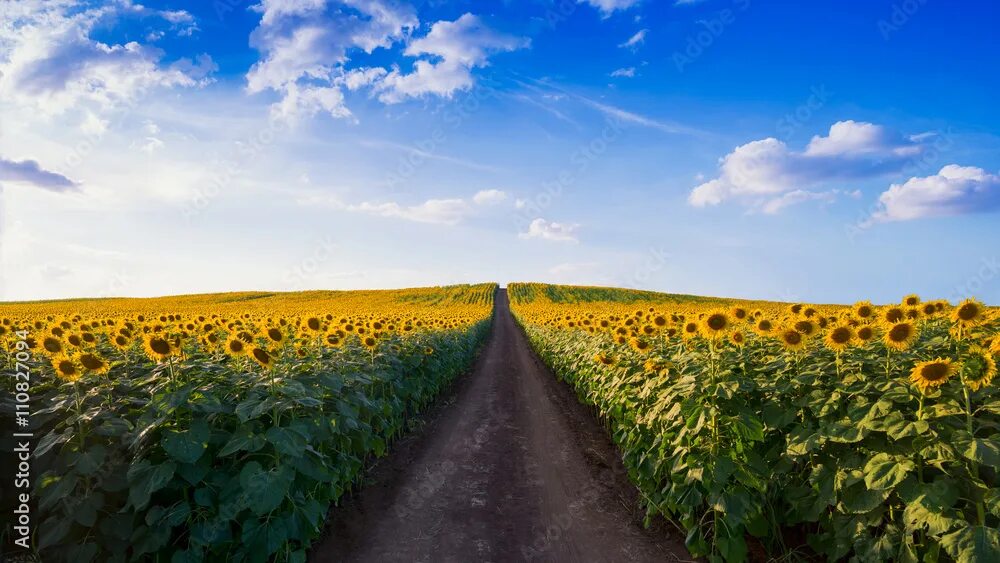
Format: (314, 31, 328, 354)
(310, 289, 693, 563)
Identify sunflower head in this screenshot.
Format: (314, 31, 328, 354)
(699, 310, 730, 339)
(853, 301, 875, 321)
(682, 321, 699, 340)
(883, 307, 906, 324)
(778, 328, 805, 351)
(754, 319, 774, 334)
(952, 298, 986, 327)
(51, 355, 81, 381)
(961, 348, 997, 391)
(629, 337, 652, 354)
(224, 337, 248, 356)
(593, 352, 615, 366)
(902, 294, 921, 307)
(910, 358, 955, 393)
(824, 325, 855, 352)
(250, 347, 275, 369)
(884, 322, 918, 350)
(793, 319, 816, 337)
(730, 330, 746, 347)
(79, 352, 110, 375)
(143, 334, 175, 360)
(856, 325, 876, 343)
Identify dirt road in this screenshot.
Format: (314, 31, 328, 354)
(311, 289, 689, 562)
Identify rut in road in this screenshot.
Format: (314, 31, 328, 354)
(311, 289, 690, 563)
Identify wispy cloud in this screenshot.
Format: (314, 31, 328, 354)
(619, 29, 647, 50)
(359, 139, 502, 173)
(519, 218, 580, 242)
(297, 189, 509, 225)
(610, 67, 636, 78)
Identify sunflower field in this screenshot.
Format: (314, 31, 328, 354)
(510, 283, 1000, 562)
(0, 284, 495, 562)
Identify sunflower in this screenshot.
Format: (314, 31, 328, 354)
(78, 352, 110, 375)
(853, 301, 876, 321)
(224, 337, 248, 357)
(643, 357, 672, 374)
(884, 322, 918, 351)
(264, 327, 284, 344)
(361, 335, 378, 350)
(424, 346, 434, 355)
(730, 307, 748, 321)
(682, 321, 699, 340)
(754, 318, 774, 335)
(778, 328, 805, 351)
(51, 355, 81, 381)
(991, 337, 1000, 357)
(699, 309, 730, 339)
(882, 307, 906, 324)
(325, 333, 343, 348)
(952, 298, 986, 327)
(593, 352, 615, 366)
(910, 358, 955, 393)
(793, 319, 816, 338)
(961, 348, 997, 391)
(249, 347, 275, 369)
(856, 325, 876, 343)
(902, 294, 921, 307)
(730, 330, 746, 347)
(629, 337, 652, 354)
(824, 325, 855, 352)
(143, 334, 175, 361)
(41, 336, 63, 356)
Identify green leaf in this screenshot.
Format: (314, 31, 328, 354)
(957, 433, 1000, 469)
(219, 427, 265, 457)
(75, 444, 106, 476)
(940, 526, 1000, 563)
(864, 453, 915, 491)
(162, 419, 210, 464)
(239, 462, 292, 516)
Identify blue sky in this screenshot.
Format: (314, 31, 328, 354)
(0, 0, 998, 304)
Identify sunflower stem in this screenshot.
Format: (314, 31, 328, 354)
(959, 370, 986, 525)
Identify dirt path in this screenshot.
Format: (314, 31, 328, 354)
(310, 289, 690, 563)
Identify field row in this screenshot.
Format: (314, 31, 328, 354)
(0, 284, 495, 562)
(510, 283, 1000, 562)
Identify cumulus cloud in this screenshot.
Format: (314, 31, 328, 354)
(0, 1, 213, 116)
(610, 67, 636, 78)
(870, 165, 1000, 223)
(619, 29, 647, 49)
(519, 218, 580, 243)
(472, 189, 507, 205)
(374, 13, 528, 103)
(580, 0, 642, 16)
(689, 120, 928, 212)
(0, 157, 78, 193)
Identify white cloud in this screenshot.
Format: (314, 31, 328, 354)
(0, 1, 213, 116)
(374, 13, 528, 103)
(298, 187, 508, 225)
(519, 218, 580, 243)
(871, 165, 1000, 223)
(619, 29, 647, 49)
(0, 156, 78, 192)
(472, 189, 507, 205)
(578, 95, 701, 135)
(610, 67, 636, 78)
(246, 0, 418, 120)
(580, 0, 642, 16)
(689, 120, 928, 212)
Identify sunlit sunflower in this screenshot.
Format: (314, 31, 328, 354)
(143, 334, 174, 361)
(643, 357, 672, 374)
(682, 321, 699, 340)
(699, 309, 730, 339)
(249, 347, 275, 369)
(853, 301, 876, 321)
(824, 325, 855, 352)
(884, 322, 918, 351)
(730, 330, 746, 347)
(754, 318, 774, 335)
(952, 298, 986, 327)
(961, 348, 997, 391)
(628, 337, 652, 354)
(42, 336, 63, 356)
(793, 319, 816, 338)
(778, 328, 805, 351)
(224, 337, 248, 357)
(78, 352, 110, 375)
(910, 358, 955, 393)
(882, 307, 906, 324)
(593, 352, 615, 366)
(991, 337, 1000, 357)
(264, 327, 284, 345)
(361, 335, 378, 350)
(902, 294, 921, 307)
(856, 325, 876, 343)
(51, 355, 81, 381)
